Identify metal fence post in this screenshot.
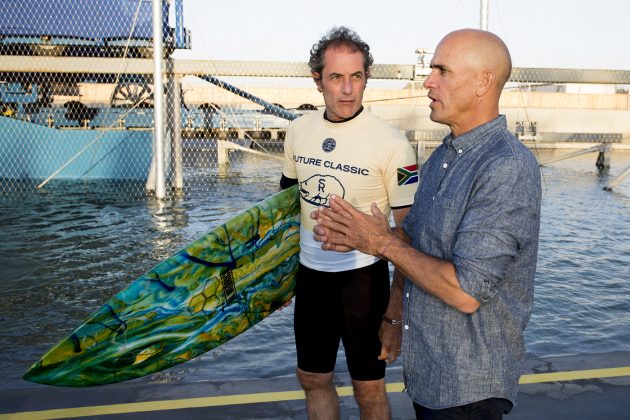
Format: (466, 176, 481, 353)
(151, 0, 166, 199)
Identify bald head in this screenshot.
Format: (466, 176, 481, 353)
(439, 29, 512, 90)
(423, 29, 512, 136)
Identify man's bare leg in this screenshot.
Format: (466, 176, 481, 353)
(297, 368, 339, 420)
(352, 378, 391, 420)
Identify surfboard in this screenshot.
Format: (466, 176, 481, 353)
(23, 185, 300, 387)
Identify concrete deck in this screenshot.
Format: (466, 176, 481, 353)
(1, 352, 629, 419)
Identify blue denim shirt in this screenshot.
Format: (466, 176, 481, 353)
(401, 115, 541, 409)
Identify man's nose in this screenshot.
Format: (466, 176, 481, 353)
(342, 78, 353, 94)
(423, 70, 436, 89)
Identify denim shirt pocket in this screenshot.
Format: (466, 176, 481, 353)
(420, 194, 463, 257)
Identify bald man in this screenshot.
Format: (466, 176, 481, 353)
(312, 29, 542, 419)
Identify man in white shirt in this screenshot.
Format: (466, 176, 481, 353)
(281, 26, 418, 420)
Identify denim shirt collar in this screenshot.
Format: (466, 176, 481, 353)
(443, 115, 508, 153)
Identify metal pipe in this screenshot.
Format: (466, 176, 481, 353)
(538, 145, 600, 166)
(151, 0, 166, 199)
(480, 0, 489, 30)
(198, 75, 299, 121)
(175, 0, 185, 49)
(219, 140, 283, 160)
(172, 74, 183, 190)
(604, 165, 630, 191)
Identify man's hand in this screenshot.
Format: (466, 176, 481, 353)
(277, 294, 294, 311)
(310, 208, 354, 253)
(378, 321, 403, 364)
(311, 195, 395, 257)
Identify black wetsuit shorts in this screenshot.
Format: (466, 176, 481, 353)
(293, 259, 390, 381)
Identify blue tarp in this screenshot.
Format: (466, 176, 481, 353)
(0, 0, 156, 40)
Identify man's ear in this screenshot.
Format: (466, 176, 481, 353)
(312, 72, 323, 92)
(477, 70, 496, 96)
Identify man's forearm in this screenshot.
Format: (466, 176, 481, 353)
(379, 235, 480, 314)
(384, 267, 404, 321)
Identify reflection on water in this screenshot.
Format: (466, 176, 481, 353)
(0, 149, 629, 390)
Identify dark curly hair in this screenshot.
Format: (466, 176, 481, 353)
(309, 26, 374, 80)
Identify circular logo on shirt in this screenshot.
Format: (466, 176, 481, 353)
(322, 138, 336, 152)
(299, 174, 345, 207)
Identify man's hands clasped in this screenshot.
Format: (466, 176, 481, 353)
(310, 195, 396, 258)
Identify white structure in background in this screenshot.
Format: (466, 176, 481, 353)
(518, 84, 627, 94)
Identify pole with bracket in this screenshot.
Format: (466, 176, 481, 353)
(596, 143, 612, 170)
(538, 145, 600, 166)
(149, 0, 166, 199)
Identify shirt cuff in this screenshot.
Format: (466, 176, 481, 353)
(453, 257, 500, 304)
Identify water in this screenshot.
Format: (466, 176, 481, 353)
(1, 148, 629, 390)
(525, 149, 630, 355)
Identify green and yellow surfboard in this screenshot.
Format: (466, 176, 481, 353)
(24, 186, 300, 387)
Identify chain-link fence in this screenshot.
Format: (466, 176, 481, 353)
(1, 0, 629, 199)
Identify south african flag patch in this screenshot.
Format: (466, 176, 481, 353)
(397, 164, 418, 186)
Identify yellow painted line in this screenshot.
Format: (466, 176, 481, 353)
(1, 367, 628, 420)
(386, 382, 405, 393)
(518, 366, 630, 384)
(0, 390, 308, 420)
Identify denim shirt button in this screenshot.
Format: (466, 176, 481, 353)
(442, 162, 448, 169)
(458, 149, 463, 154)
(404, 325, 409, 330)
